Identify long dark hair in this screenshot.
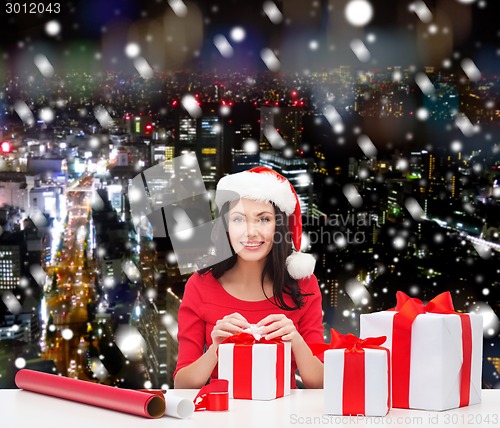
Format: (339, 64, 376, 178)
(198, 200, 310, 310)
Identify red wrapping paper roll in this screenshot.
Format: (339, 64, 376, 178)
(15, 369, 165, 418)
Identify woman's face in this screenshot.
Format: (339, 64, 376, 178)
(227, 198, 276, 263)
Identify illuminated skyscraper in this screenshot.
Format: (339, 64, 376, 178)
(260, 106, 305, 153)
(0, 234, 22, 291)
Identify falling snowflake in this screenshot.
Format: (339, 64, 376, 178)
(230, 27, 246, 43)
(134, 57, 154, 79)
(357, 135, 377, 159)
(39, 107, 55, 123)
(309, 40, 319, 51)
(350, 39, 371, 62)
(323, 105, 344, 134)
(15, 358, 26, 369)
(451, 140, 463, 152)
(214, 35, 234, 58)
(409, 1, 432, 23)
(263, 125, 286, 149)
(428, 24, 439, 35)
(469, 303, 500, 337)
(103, 276, 115, 288)
(345, 0, 373, 27)
(416, 107, 429, 121)
(34, 54, 55, 78)
(243, 139, 258, 153)
(93, 105, 114, 129)
(168, 0, 188, 17)
(1, 291, 22, 314)
(345, 279, 371, 306)
(393, 236, 406, 250)
(45, 20, 61, 36)
(30, 264, 47, 287)
(343, 184, 363, 208)
(334, 234, 347, 248)
(219, 105, 231, 116)
(405, 198, 425, 221)
(61, 329, 74, 340)
(415, 72, 435, 95)
(30, 208, 50, 228)
(396, 158, 409, 171)
(122, 259, 142, 282)
(263, 1, 283, 24)
(89, 136, 100, 149)
(167, 252, 177, 264)
(115, 326, 146, 361)
(461, 58, 481, 81)
(366, 33, 376, 43)
(433, 233, 444, 243)
(260, 48, 280, 71)
(455, 113, 475, 137)
(14, 101, 35, 126)
(409, 285, 420, 296)
(181, 94, 202, 118)
(90, 357, 109, 380)
(125, 42, 141, 58)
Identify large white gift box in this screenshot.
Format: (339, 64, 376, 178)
(360, 291, 483, 411)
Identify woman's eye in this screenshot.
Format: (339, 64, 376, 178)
(232, 217, 244, 223)
(259, 217, 271, 223)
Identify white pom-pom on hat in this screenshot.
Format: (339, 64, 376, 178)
(286, 251, 316, 280)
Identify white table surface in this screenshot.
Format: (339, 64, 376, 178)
(1, 389, 498, 428)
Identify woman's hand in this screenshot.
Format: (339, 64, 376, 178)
(211, 312, 251, 347)
(256, 314, 324, 388)
(256, 314, 301, 344)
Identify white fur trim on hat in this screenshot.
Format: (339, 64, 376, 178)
(215, 171, 296, 215)
(286, 251, 316, 280)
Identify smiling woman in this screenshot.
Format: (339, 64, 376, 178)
(173, 167, 324, 391)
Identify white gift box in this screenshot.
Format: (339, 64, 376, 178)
(218, 342, 291, 400)
(324, 348, 390, 416)
(360, 311, 483, 411)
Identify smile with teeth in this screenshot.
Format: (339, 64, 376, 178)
(241, 241, 264, 248)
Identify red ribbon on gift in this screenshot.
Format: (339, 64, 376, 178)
(311, 329, 390, 416)
(220, 332, 285, 399)
(193, 379, 229, 411)
(389, 291, 472, 408)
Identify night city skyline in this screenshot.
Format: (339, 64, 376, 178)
(1, 0, 499, 391)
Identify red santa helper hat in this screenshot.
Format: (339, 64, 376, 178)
(215, 166, 316, 280)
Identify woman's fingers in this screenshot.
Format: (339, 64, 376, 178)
(213, 312, 250, 340)
(256, 314, 282, 327)
(255, 314, 298, 341)
(223, 313, 251, 328)
(214, 330, 233, 338)
(215, 320, 243, 334)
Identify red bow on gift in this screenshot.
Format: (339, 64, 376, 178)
(310, 328, 387, 355)
(389, 290, 473, 408)
(390, 290, 458, 320)
(220, 332, 282, 346)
